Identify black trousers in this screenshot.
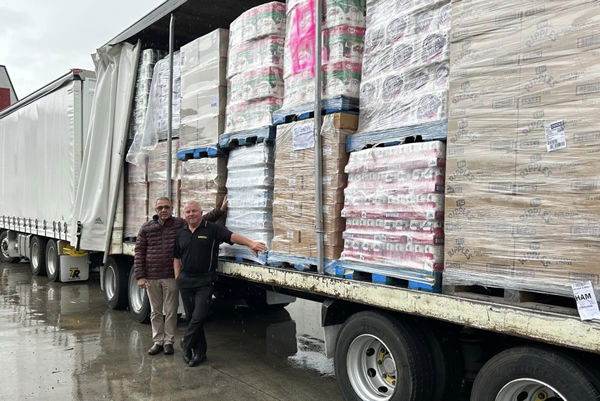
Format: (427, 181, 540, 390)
(179, 285, 213, 357)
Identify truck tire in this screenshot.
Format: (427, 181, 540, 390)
(103, 256, 129, 310)
(421, 325, 463, 401)
(128, 264, 150, 323)
(30, 236, 47, 276)
(334, 311, 432, 401)
(0, 231, 17, 263)
(470, 346, 600, 401)
(45, 239, 60, 282)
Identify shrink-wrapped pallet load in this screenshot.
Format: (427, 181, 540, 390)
(220, 142, 274, 263)
(179, 29, 229, 150)
(281, 0, 366, 111)
(179, 156, 228, 225)
(146, 52, 182, 141)
(340, 141, 446, 276)
(444, 0, 600, 297)
(271, 113, 356, 260)
(130, 49, 164, 139)
(356, 0, 451, 134)
(124, 161, 148, 238)
(147, 141, 182, 217)
(225, 3, 286, 133)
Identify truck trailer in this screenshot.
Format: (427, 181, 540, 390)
(1, 1, 600, 401)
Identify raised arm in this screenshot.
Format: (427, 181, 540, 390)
(231, 233, 267, 256)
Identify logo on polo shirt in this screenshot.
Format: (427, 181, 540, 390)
(197, 235, 207, 239)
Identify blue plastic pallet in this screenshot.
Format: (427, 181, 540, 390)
(336, 260, 442, 293)
(272, 96, 359, 125)
(219, 126, 276, 149)
(346, 120, 448, 153)
(177, 145, 220, 161)
(268, 252, 340, 272)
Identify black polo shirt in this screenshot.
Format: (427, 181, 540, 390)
(174, 219, 233, 288)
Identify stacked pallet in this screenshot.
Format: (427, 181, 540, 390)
(146, 52, 182, 141)
(270, 113, 356, 263)
(356, 0, 451, 134)
(220, 142, 275, 263)
(129, 49, 164, 140)
(340, 141, 446, 280)
(444, 0, 600, 297)
(147, 141, 181, 217)
(224, 2, 286, 134)
(124, 161, 148, 239)
(281, 0, 366, 112)
(179, 29, 229, 151)
(179, 156, 228, 225)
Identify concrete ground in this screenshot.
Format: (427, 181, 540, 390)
(0, 261, 342, 401)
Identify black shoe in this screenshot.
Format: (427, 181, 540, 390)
(148, 343, 163, 355)
(180, 338, 192, 364)
(164, 343, 174, 355)
(188, 353, 206, 367)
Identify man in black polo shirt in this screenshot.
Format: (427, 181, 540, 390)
(174, 201, 267, 367)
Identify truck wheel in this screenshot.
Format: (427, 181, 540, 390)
(30, 236, 47, 276)
(103, 256, 129, 310)
(471, 346, 600, 401)
(421, 326, 463, 401)
(45, 240, 60, 282)
(334, 311, 432, 401)
(128, 264, 150, 323)
(0, 231, 17, 263)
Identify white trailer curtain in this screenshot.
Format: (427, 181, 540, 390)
(71, 42, 140, 251)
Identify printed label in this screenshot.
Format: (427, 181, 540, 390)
(544, 120, 567, 152)
(293, 122, 315, 151)
(572, 281, 600, 321)
(286, 231, 294, 239)
(289, 178, 297, 186)
(210, 96, 218, 107)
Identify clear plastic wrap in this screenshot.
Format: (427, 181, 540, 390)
(356, 0, 451, 134)
(444, 0, 600, 298)
(146, 141, 182, 216)
(225, 5, 286, 133)
(126, 53, 182, 165)
(179, 156, 227, 223)
(340, 141, 445, 273)
(229, 2, 287, 46)
(281, 0, 366, 110)
(124, 162, 149, 238)
(179, 29, 229, 150)
(220, 142, 275, 263)
(271, 113, 357, 260)
(129, 49, 165, 140)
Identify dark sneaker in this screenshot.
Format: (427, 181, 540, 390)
(148, 343, 163, 355)
(163, 343, 174, 355)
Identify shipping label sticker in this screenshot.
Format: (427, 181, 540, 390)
(323, 147, 332, 156)
(572, 281, 600, 321)
(293, 122, 315, 151)
(289, 178, 297, 186)
(210, 96, 218, 107)
(544, 120, 567, 152)
(286, 231, 294, 239)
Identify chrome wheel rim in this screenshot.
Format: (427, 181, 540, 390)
(105, 265, 116, 300)
(346, 334, 396, 401)
(496, 378, 567, 401)
(47, 244, 57, 277)
(31, 242, 39, 269)
(1, 236, 10, 259)
(129, 274, 145, 312)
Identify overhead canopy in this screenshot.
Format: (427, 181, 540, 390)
(104, 0, 274, 50)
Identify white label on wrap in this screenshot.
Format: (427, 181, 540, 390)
(289, 178, 297, 186)
(286, 231, 294, 239)
(323, 147, 332, 156)
(288, 205, 295, 212)
(289, 151, 298, 159)
(210, 96, 218, 107)
(293, 122, 315, 151)
(572, 281, 600, 321)
(323, 176, 332, 185)
(323, 205, 330, 214)
(545, 120, 567, 152)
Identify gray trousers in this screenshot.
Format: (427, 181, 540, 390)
(146, 278, 179, 345)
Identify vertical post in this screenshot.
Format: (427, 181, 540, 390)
(166, 13, 175, 201)
(314, 0, 324, 274)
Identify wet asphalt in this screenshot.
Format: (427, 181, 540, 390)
(0, 261, 343, 401)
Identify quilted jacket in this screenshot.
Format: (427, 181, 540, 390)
(134, 208, 224, 280)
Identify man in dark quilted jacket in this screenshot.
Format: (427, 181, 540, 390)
(134, 196, 226, 356)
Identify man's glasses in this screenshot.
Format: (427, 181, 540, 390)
(156, 205, 171, 211)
